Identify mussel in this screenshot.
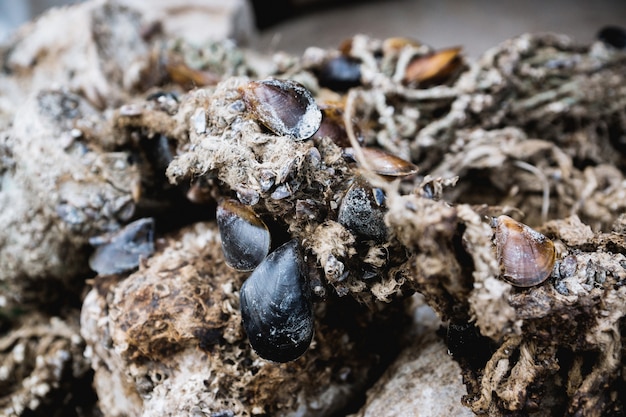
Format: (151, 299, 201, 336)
(312, 103, 364, 148)
(343, 147, 418, 178)
(238, 78, 322, 141)
(239, 239, 314, 363)
(217, 199, 271, 271)
(597, 25, 626, 49)
(403, 46, 463, 85)
(338, 178, 388, 242)
(315, 55, 362, 92)
(88, 217, 155, 275)
(493, 215, 556, 287)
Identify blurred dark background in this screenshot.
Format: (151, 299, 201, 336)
(1, 0, 625, 58)
(250, 0, 626, 58)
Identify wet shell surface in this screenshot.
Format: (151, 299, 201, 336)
(494, 215, 556, 287)
(338, 178, 388, 242)
(315, 55, 362, 92)
(216, 199, 271, 271)
(238, 78, 322, 140)
(239, 239, 314, 363)
(344, 147, 418, 178)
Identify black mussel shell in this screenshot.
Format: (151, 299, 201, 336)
(597, 25, 626, 49)
(316, 55, 362, 92)
(338, 179, 388, 242)
(217, 199, 271, 271)
(239, 239, 314, 362)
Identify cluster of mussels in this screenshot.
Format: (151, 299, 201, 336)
(211, 77, 422, 362)
(208, 74, 559, 363)
(215, 79, 323, 363)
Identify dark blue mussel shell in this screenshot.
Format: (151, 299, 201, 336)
(239, 239, 314, 362)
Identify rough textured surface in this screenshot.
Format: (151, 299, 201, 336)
(118, 0, 255, 46)
(0, 314, 92, 416)
(1, 1, 626, 416)
(351, 298, 474, 417)
(0, 1, 147, 120)
(81, 221, 407, 417)
(0, 89, 139, 315)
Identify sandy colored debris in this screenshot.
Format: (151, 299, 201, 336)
(0, 314, 91, 416)
(117, 0, 255, 46)
(0, 1, 147, 122)
(81, 221, 408, 417)
(0, 88, 140, 319)
(0, 0, 625, 416)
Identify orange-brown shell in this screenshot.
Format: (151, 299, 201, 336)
(403, 46, 463, 85)
(344, 147, 418, 178)
(494, 215, 556, 287)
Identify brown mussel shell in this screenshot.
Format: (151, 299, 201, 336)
(312, 103, 364, 147)
(216, 199, 271, 271)
(403, 46, 463, 85)
(239, 239, 314, 363)
(343, 147, 418, 178)
(494, 215, 556, 287)
(238, 78, 322, 141)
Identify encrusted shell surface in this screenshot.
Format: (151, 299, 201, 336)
(338, 178, 388, 242)
(239, 239, 314, 362)
(216, 198, 271, 271)
(238, 78, 322, 140)
(494, 215, 556, 287)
